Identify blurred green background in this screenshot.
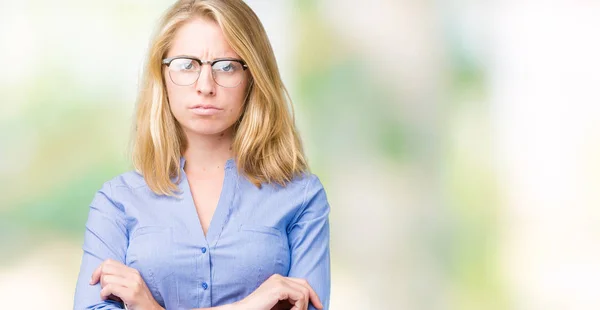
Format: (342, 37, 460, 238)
(1, 1, 600, 309)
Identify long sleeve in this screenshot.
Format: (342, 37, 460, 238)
(286, 175, 331, 310)
(73, 181, 128, 310)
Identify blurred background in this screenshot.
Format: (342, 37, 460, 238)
(1, 0, 599, 309)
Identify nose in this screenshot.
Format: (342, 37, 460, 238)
(194, 65, 215, 95)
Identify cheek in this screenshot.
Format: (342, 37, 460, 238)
(226, 92, 246, 119)
(165, 83, 185, 114)
(231, 82, 249, 112)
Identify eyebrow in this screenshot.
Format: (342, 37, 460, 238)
(168, 54, 242, 61)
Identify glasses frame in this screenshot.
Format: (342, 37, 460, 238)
(162, 56, 249, 88)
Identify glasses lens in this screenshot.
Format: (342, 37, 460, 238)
(212, 60, 245, 88)
(168, 58, 200, 86)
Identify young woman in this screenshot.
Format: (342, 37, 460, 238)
(73, 1, 330, 309)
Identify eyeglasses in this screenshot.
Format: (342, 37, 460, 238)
(162, 56, 249, 88)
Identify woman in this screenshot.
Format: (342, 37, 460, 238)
(73, 1, 330, 309)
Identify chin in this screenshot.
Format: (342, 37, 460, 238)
(184, 120, 233, 136)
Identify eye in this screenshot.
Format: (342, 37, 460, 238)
(213, 60, 239, 73)
(222, 63, 233, 72)
(170, 58, 198, 71)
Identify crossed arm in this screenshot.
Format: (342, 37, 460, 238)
(74, 177, 330, 310)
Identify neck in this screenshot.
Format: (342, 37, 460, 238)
(183, 128, 234, 175)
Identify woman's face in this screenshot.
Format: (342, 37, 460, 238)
(164, 17, 249, 137)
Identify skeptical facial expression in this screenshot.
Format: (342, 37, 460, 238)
(164, 17, 249, 137)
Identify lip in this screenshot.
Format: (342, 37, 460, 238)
(189, 104, 223, 116)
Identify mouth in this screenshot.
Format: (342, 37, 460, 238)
(189, 104, 223, 116)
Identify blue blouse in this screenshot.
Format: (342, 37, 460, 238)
(73, 157, 331, 310)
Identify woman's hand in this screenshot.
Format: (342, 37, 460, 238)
(235, 274, 323, 310)
(89, 259, 164, 310)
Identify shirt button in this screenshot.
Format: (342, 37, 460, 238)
(202, 282, 208, 290)
(201, 247, 207, 253)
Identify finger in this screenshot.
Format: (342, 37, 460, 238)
(124, 267, 142, 283)
(99, 261, 127, 277)
(291, 299, 305, 310)
(279, 282, 306, 310)
(100, 274, 131, 289)
(90, 259, 126, 285)
(100, 283, 131, 302)
(285, 281, 310, 310)
(287, 278, 323, 309)
(110, 265, 144, 292)
(275, 283, 303, 305)
(90, 264, 102, 285)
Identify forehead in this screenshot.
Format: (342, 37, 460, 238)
(168, 17, 239, 58)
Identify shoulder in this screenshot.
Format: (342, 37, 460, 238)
(97, 169, 150, 198)
(114, 170, 149, 189)
(89, 170, 155, 217)
(254, 171, 321, 192)
(282, 173, 330, 226)
(253, 172, 328, 207)
(296, 173, 329, 209)
(288, 172, 327, 203)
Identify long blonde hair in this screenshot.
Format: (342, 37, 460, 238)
(131, 0, 307, 196)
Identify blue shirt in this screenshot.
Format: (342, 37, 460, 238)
(73, 157, 331, 310)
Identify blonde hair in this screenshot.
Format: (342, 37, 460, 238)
(131, 0, 307, 196)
